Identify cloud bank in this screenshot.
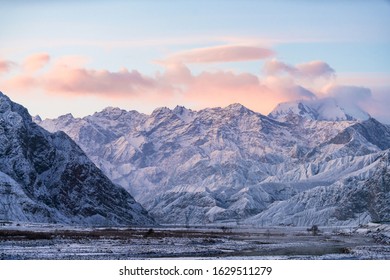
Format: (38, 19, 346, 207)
(0, 46, 388, 123)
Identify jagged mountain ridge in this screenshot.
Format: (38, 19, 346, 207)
(36, 99, 390, 226)
(0, 92, 154, 226)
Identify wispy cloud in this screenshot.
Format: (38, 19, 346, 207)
(23, 53, 50, 72)
(161, 45, 275, 64)
(5, 74, 36, 90)
(325, 85, 371, 102)
(0, 59, 16, 74)
(0, 34, 328, 54)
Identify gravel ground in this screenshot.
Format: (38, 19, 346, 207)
(1, 223, 389, 260)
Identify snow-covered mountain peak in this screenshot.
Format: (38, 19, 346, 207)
(0, 91, 32, 123)
(98, 106, 122, 114)
(151, 106, 172, 117)
(227, 102, 245, 109)
(173, 105, 195, 116)
(90, 107, 146, 130)
(223, 103, 256, 117)
(172, 105, 195, 122)
(92, 106, 128, 119)
(32, 115, 42, 122)
(269, 98, 370, 122)
(57, 113, 75, 121)
(270, 101, 318, 121)
(172, 105, 187, 114)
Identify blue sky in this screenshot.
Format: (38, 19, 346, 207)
(1, 0, 389, 122)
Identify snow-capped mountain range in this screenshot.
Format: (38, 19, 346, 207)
(36, 97, 390, 226)
(0, 92, 154, 226)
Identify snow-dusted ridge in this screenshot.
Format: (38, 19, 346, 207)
(35, 98, 390, 226)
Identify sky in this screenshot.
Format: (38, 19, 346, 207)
(0, 0, 390, 122)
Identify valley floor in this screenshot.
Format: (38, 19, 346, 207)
(0, 223, 389, 260)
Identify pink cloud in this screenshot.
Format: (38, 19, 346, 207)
(184, 71, 270, 112)
(264, 59, 335, 79)
(160, 62, 193, 85)
(264, 76, 317, 100)
(23, 53, 50, 72)
(162, 45, 275, 64)
(8, 52, 387, 122)
(52, 55, 89, 68)
(0, 53, 321, 116)
(193, 71, 259, 89)
(1, 55, 170, 97)
(0, 59, 16, 74)
(264, 59, 297, 76)
(184, 76, 318, 114)
(4, 75, 36, 90)
(42, 65, 163, 96)
(37, 56, 175, 98)
(296, 61, 335, 79)
(161, 63, 317, 114)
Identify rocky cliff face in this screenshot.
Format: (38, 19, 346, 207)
(0, 92, 154, 226)
(37, 99, 390, 226)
